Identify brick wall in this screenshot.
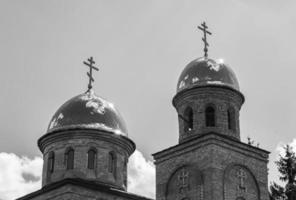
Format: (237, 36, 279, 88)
(153, 133, 269, 200)
(172, 86, 244, 143)
(39, 129, 135, 191)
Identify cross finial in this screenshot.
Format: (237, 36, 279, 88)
(83, 56, 99, 91)
(198, 22, 212, 58)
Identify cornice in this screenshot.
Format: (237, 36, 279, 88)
(38, 129, 136, 156)
(172, 85, 245, 108)
(17, 178, 153, 200)
(152, 132, 269, 164)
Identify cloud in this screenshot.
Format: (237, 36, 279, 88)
(276, 138, 296, 156)
(127, 150, 156, 198)
(0, 153, 42, 200)
(0, 150, 155, 200)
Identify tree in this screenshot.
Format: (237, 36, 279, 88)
(270, 145, 296, 200)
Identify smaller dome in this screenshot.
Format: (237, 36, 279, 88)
(47, 90, 128, 136)
(177, 57, 240, 93)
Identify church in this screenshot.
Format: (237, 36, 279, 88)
(18, 23, 270, 200)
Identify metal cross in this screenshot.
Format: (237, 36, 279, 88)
(198, 22, 212, 58)
(178, 168, 189, 192)
(236, 168, 247, 189)
(83, 56, 99, 91)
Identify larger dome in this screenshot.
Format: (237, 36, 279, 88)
(177, 57, 240, 92)
(47, 90, 128, 136)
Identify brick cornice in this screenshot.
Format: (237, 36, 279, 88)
(38, 129, 136, 156)
(172, 85, 245, 108)
(17, 178, 153, 200)
(152, 132, 269, 164)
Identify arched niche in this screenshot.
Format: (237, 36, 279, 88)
(223, 164, 260, 200)
(166, 165, 204, 200)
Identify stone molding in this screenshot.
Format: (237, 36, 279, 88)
(38, 129, 136, 156)
(16, 178, 153, 200)
(153, 132, 269, 164)
(172, 85, 244, 108)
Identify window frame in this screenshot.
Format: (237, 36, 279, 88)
(87, 147, 97, 170)
(227, 107, 236, 130)
(108, 151, 117, 178)
(65, 147, 74, 170)
(183, 106, 194, 132)
(205, 105, 216, 127)
(48, 151, 55, 173)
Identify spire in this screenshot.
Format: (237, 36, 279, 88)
(83, 56, 99, 91)
(198, 22, 212, 58)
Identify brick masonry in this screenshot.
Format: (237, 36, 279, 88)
(153, 133, 269, 200)
(153, 85, 269, 200)
(38, 129, 135, 191)
(18, 79, 269, 200)
(17, 179, 153, 200)
(173, 86, 244, 142)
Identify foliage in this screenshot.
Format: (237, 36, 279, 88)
(270, 145, 296, 200)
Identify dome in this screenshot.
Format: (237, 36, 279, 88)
(177, 57, 240, 93)
(47, 90, 128, 136)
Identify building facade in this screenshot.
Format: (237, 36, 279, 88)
(153, 57, 269, 200)
(18, 40, 269, 200)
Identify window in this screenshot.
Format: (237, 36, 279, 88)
(205, 106, 215, 127)
(87, 148, 97, 169)
(108, 152, 116, 177)
(183, 107, 193, 132)
(227, 107, 236, 130)
(65, 147, 74, 170)
(48, 151, 55, 173)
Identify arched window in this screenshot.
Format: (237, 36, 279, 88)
(108, 152, 116, 177)
(227, 107, 236, 130)
(65, 147, 74, 170)
(205, 106, 215, 127)
(48, 151, 55, 173)
(87, 148, 97, 169)
(183, 107, 193, 132)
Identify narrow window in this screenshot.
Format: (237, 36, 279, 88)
(227, 108, 236, 130)
(65, 148, 74, 170)
(87, 148, 97, 169)
(108, 152, 116, 177)
(48, 151, 55, 173)
(183, 107, 193, 132)
(205, 106, 215, 127)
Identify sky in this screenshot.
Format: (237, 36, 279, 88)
(0, 0, 296, 199)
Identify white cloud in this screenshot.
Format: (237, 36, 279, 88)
(127, 150, 155, 198)
(276, 138, 296, 156)
(0, 150, 156, 200)
(0, 153, 42, 200)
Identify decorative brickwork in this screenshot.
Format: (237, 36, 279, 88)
(166, 166, 204, 200)
(38, 129, 135, 190)
(17, 179, 153, 200)
(173, 86, 244, 143)
(153, 133, 270, 200)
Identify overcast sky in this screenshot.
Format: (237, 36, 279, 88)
(0, 0, 296, 199)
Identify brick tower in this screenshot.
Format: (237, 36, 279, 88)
(153, 27, 270, 199)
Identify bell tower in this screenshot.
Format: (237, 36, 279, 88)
(173, 57, 244, 143)
(153, 23, 270, 200)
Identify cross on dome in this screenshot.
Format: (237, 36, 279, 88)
(198, 22, 212, 58)
(83, 56, 99, 91)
